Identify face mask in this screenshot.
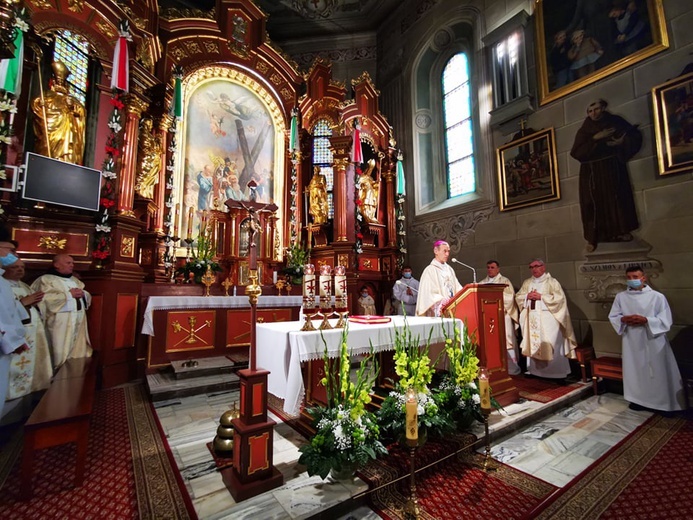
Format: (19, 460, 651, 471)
(626, 279, 643, 289)
(0, 252, 19, 267)
(403, 272, 412, 279)
(361, 292, 369, 298)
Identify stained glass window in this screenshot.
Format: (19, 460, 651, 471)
(53, 30, 90, 105)
(443, 52, 475, 198)
(312, 119, 334, 219)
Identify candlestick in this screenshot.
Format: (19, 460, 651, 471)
(186, 207, 194, 241)
(273, 271, 278, 284)
(405, 387, 418, 441)
(174, 203, 180, 237)
(479, 367, 491, 412)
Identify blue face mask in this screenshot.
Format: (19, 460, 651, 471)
(361, 292, 369, 298)
(626, 279, 643, 289)
(403, 272, 412, 279)
(0, 252, 19, 267)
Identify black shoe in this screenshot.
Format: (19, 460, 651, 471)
(628, 403, 647, 411)
(658, 410, 677, 418)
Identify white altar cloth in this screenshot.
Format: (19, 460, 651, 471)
(141, 295, 303, 336)
(256, 316, 461, 416)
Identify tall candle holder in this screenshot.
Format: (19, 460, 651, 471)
(301, 264, 317, 331)
(404, 388, 420, 519)
(478, 367, 496, 472)
(318, 265, 333, 330)
(333, 265, 348, 328)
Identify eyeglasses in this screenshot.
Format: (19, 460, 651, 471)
(529, 264, 544, 269)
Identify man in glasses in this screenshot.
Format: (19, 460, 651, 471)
(516, 259, 577, 380)
(416, 240, 462, 317)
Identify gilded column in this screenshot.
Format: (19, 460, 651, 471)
(330, 135, 353, 242)
(119, 96, 148, 215)
(383, 147, 398, 247)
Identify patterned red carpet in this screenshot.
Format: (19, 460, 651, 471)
(530, 413, 693, 519)
(358, 434, 557, 519)
(0, 385, 194, 519)
(511, 375, 585, 403)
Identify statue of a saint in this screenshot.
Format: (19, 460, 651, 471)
(31, 61, 87, 165)
(308, 166, 328, 225)
(357, 159, 379, 224)
(135, 119, 163, 199)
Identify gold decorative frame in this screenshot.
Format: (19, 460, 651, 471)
(496, 128, 560, 212)
(652, 71, 693, 176)
(535, 0, 669, 106)
(0, 165, 18, 192)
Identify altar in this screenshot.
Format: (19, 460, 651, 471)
(141, 295, 302, 368)
(256, 316, 461, 416)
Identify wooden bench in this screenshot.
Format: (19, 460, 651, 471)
(20, 357, 97, 500)
(591, 356, 623, 395)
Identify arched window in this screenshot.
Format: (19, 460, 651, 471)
(311, 119, 334, 219)
(442, 52, 475, 198)
(53, 30, 90, 105)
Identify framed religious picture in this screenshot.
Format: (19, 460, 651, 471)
(535, 0, 669, 106)
(652, 71, 693, 176)
(496, 128, 560, 212)
(0, 165, 18, 192)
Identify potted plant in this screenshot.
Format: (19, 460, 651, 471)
(175, 218, 222, 283)
(283, 241, 310, 285)
(377, 321, 455, 444)
(434, 322, 485, 430)
(298, 327, 388, 480)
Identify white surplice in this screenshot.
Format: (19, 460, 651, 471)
(480, 273, 521, 375)
(415, 260, 462, 317)
(609, 286, 685, 411)
(392, 276, 419, 316)
(1, 272, 29, 419)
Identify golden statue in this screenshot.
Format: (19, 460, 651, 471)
(135, 118, 163, 199)
(357, 159, 379, 224)
(308, 166, 328, 225)
(31, 61, 87, 165)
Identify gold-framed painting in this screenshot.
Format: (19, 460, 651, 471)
(535, 0, 669, 106)
(497, 128, 560, 212)
(652, 71, 693, 176)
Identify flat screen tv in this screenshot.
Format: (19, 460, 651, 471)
(22, 153, 102, 212)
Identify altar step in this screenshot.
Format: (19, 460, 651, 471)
(146, 355, 247, 402)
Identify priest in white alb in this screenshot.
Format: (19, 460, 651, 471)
(3, 258, 52, 398)
(480, 260, 521, 375)
(416, 240, 462, 317)
(516, 259, 577, 379)
(30, 254, 92, 369)
(608, 265, 685, 413)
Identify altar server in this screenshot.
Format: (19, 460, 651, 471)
(608, 265, 685, 413)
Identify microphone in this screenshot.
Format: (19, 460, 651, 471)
(451, 258, 477, 283)
(395, 280, 419, 293)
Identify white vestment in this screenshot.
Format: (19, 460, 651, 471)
(481, 273, 521, 375)
(0, 272, 29, 419)
(416, 260, 462, 317)
(30, 274, 92, 369)
(6, 280, 53, 398)
(609, 286, 685, 411)
(356, 295, 376, 315)
(392, 276, 419, 316)
(516, 273, 577, 379)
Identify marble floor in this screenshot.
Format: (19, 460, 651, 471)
(153, 387, 652, 519)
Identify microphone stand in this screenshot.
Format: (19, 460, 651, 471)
(451, 258, 477, 283)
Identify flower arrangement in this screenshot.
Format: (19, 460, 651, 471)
(282, 241, 310, 284)
(92, 90, 125, 262)
(434, 322, 484, 429)
(377, 322, 454, 442)
(298, 327, 387, 480)
(175, 217, 221, 283)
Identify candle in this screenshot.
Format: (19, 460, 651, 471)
(405, 388, 418, 441)
(273, 271, 278, 284)
(479, 368, 491, 412)
(186, 207, 194, 240)
(334, 265, 346, 297)
(173, 203, 180, 237)
(303, 264, 315, 298)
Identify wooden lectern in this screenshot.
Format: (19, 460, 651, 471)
(443, 283, 519, 406)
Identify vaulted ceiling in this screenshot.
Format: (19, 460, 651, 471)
(157, 0, 402, 42)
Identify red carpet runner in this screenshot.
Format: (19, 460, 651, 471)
(511, 375, 585, 403)
(0, 385, 194, 519)
(530, 414, 693, 519)
(359, 434, 557, 519)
